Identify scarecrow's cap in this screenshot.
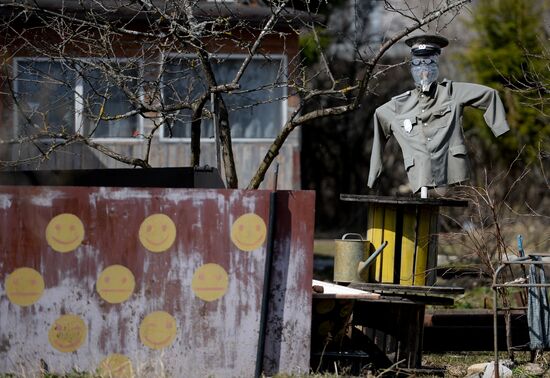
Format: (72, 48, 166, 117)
(405, 34, 449, 56)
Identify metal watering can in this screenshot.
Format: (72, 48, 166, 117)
(333, 233, 388, 284)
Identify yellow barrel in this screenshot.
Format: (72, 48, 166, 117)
(340, 195, 468, 287)
(366, 203, 439, 285)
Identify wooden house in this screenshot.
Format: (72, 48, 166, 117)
(0, 0, 313, 189)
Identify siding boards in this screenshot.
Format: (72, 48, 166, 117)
(3, 139, 300, 189)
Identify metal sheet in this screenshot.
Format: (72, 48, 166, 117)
(0, 186, 314, 377)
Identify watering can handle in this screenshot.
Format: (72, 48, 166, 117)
(357, 240, 388, 276)
(342, 233, 364, 241)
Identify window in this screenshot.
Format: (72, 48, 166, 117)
(161, 55, 287, 140)
(14, 59, 142, 139)
(14, 60, 76, 136)
(79, 65, 141, 139)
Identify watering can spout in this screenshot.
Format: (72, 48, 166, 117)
(357, 240, 388, 277)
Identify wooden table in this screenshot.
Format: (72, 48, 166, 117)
(311, 282, 464, 372)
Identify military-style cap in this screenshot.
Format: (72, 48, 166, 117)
(405, 34, 449, 56)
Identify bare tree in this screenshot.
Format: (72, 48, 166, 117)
(0, 0, 471, 188)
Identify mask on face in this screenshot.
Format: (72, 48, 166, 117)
(410, 55, 439, 92)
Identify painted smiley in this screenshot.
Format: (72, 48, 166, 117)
(5, 267, 45, 307)
(98, 354, 133, 378)
(139, 311, 177, 350)
(138, 214, 176, 253)
(230, 213, 267, 252)
(191, 263, 229, 302)
(96, 265, 135, 304)
(45, 213, 85, 253)
(48, 314, 87, 353)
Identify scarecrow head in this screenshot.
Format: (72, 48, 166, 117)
(405, 34, 449, 93)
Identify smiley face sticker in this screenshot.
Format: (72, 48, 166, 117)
(5, 267, 45, 306)
(138, 214, 176, 253)
(45, 213, 85, 253)
(139, 311, 177, 350)
(98, 354, 133, 378)
(96, 265, 135, 304)
(191, 263, 229, 302)
(48, 314, 87, 353)
(230, 213, 267, 252)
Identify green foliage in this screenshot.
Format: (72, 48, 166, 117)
(299, 28, 331, 66)
(460, 0, 549, 162)
(452, 286, 493, 309)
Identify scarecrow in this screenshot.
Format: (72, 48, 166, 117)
(367, 34, 510, 196)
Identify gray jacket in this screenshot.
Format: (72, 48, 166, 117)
(367, 80, 510, 193)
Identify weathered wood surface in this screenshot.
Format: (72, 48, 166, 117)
(340, 194, 469, 207)
(5, 139, 301, 190)
(312, 279, 380, 300)
(0, 186, 314, 377)
(349, 283, 465, 295)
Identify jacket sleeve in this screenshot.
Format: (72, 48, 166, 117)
(367, 107, 391, 188)
(452, 82, 510, 137)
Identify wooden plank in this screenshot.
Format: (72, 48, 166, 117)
(426, 208, 440, 286)
(414, 207, 431, 285)
(370, 205, 385, 282)
(400, 207, 417, 285)
(366, 204, 375, 244)
(340, 194, 468, 207)
(0, 187, 314, 377)
(312, 280, 380, 300)
(352, 301, 426, 368)
(349, 283, 465, 295)
(381, 206, 396, 283)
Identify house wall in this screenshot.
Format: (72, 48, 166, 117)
(6, 139, 301, 189)
(0, 21, 302, 190)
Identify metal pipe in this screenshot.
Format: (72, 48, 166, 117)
(255, 190, 277, 378)
(357, 240, 388, 277)
(492, 256, 550, 378)
(493, 285, 499, 378)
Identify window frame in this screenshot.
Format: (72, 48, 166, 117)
(159, 53, 288, 143)
(12, 57, 145, 142)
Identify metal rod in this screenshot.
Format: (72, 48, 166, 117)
(492, 254, 550, 378)
(255, 190, 277, 378)
(494, 283, 550, 288)
(493, 286, 500, 378)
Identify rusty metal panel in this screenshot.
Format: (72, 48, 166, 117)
(0, 186, 314, 377)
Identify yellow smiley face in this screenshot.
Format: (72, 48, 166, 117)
(230, 213, 267, 252)
(5, 267, 45, 306)
(138, 214, 176, 253)
(98, 354, 133, 378)
(191, 263, 229, 302)
(96, 265, 135, 304)
(45, 213, 85, 253)
(48, 314, 87, 353)
(139, 311, 177, 350)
